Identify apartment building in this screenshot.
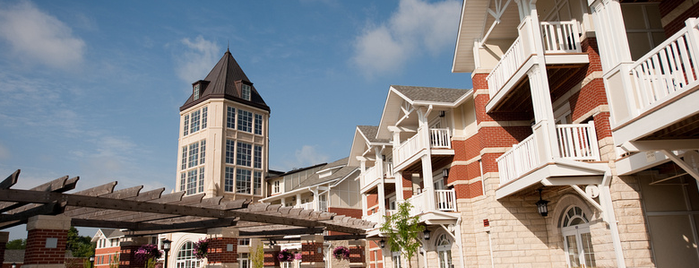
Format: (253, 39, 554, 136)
(92, 229, 124, 268)
(355, 0, 699, 267)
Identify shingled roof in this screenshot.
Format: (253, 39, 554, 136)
(292, 158, 358, 190)
(391, 85, 470, 104)
(180, 49, 270, 112)
(357, 125, 390, 143)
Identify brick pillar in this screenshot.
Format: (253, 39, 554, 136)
(119, 237, 150, 268)
(23, 215, 71, 268)
(263, 245, 280, 268)
(207, 227, 238, 268)
(348, 240, 366, 267)
(300, 235, 324, 268)
(0, 232, 8, 264)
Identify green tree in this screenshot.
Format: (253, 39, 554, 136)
(250, 242, 265, 268)
(6, 239, 26, 249)
(67, 226, 96, 257)
(380, 201, 424, 268)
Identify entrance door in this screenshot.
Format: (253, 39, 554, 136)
(436, 234, 453, 268)
(561, 206, 596, 268)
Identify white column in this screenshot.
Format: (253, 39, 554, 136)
(281, 197, 286, 207)
(392, 129, 404, 201)
(417, 108, 436, 211)
(362, 193, 368, 217)
(296, 193, 302, 207)
(589, 0, 632, 71)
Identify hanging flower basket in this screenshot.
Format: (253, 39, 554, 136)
(277, 249, 296, 262)
(134, 244, 163, 264)
(193, 239, 209, 259)
(332, 246, 350, 260)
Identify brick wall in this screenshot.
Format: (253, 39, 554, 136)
(661, 0, 699, 36)
(263, 249, 280, 267)
(301, 242, 323, 263)
(207, 237, 237, 264)
(24, 229, 68, 265)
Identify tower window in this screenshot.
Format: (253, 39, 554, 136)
(224, 167, 235, 192)
(225, 140, 235, 164)
(242, 84, 251, 101)
(254, 114, 263, 135)
(236, 142, 252, 167)
(227, 106, 235, 128)
(253, 171, 262, 196)
(237, 110, 253, 132)
(193, 84, 200, 100)
(236, 169, 251, 194)
(254, 145, 262, 169)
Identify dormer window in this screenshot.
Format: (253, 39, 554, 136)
(193, 84, 200, 100)
(242, 84, 251, 101)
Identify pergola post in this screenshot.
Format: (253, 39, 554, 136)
(23, 215, 71, 268)
(0, 232, 8, 265)
(263, 245, 280, 268)
(119, 237, 151, 268)
(206, 227, 239, 268)
(300, 235, 324, 268)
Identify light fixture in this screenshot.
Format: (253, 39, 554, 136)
(442, 168, 449, 178)
(423, 229, 431, 240)
(161, 239, 172, 268)
(379, 239, 385, 248)
(89, 256, 95, 268)
(439, 111, 446, 117)
(536, 189, 549, 217)
(11, 263, 16, 268)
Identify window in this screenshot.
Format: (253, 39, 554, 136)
(237, 110, 253, 132)
(242, 84, 251, 101)
(237, 142, 252, 167)
(254, 114, 263, 135)
(239, 253, 250, 268)
(236, 169, 251, 194)
(273, 180, 281, 194)
(190, 110, 200, 134)
(253, 171, 262, 196)
(225, 140, 235, 164)
(561, 206, 595, 268)
(225, 167, 235, 192)
(238, 238, 250, 246)
(180, 140, 206, 195)
(227, 106, 235, 128)
(110, 238, 118, 247)
(392, 251, 402, 268)
(436, 234, 453, 268)
(176, 241, 200, 268)
(201, 107, 207, 129)
(193, 84, 200, 100)
(183, 114, 190, 136)
(254, 145, 262, 169)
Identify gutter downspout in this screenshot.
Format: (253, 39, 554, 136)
(600, 170, 626, 268)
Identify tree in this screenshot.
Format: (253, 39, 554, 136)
(6, 239, 26, 249)
(380, 201, 424, 268)
(67, 227, 95, 257)
(250, 242, 265, 268)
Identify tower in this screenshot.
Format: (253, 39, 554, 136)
(176, 49, 270, 202)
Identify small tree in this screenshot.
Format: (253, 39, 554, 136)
(380, 201, 423, 268)
(250, 243, 264, 268)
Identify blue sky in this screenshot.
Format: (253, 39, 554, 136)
(0, 0, 471, 238)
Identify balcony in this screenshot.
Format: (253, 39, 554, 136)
(360, 162, 394, 193)
(607, 18, 699, 147)
(394, 128, 452, 169)
(497, 122, 601, 186)
(406, 189, 457, 216)
(486, 18, 588, 113)
(365, 209, 396, 226)
(295, 202, 314, 210)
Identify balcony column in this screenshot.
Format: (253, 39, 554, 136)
(311, 188, 319, 211)
(390, 128, 404, 201)
(281, 197, 286, 207)
(362, 193, 368, 218)
(589, 0, 632, 71)
(417, 108, 436, 212)
(375, 147, 387, 219)
(528, 64, 559, 160)
(296, 194, 302, 207)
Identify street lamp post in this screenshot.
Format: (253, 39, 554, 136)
(161, 239, 171, 268)
(88, 255, 95, 268)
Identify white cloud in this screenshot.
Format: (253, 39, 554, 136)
(351, 0, 461, 76)
(174, 36, 221, 85)
(0, 0, 85, 70)
(0, 142, 10, 160)
(282, 145, 329, 170)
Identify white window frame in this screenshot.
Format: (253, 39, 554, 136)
(242, 84, 251, 101)
(561, 206, 595, 268)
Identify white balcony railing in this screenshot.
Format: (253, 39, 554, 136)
(361, 161, 396, 189)
(365, 211, 383, 225)
(555, 122, 600, 161)
(296, 202, 314, 210)
(497, 134, 540, 185)
(497, 123, 600, 184)
(407, 192, 427, 215)
(628, 19, 699, 114)
(487, 19, 582, 97)
(395, 128, 451, 165)
(435, 189, 456, 212)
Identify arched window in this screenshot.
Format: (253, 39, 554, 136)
(176, 241, 201, 268)
(435, 234, 453, 268)
(561, 206, 595, 268)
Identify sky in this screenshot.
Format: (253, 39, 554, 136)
(0, 0, 471, 239)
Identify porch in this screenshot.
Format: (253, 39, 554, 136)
(394, 128, 453, 171)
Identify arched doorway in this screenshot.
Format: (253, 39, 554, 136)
(435, 233, 453, 268)
(175, 241, 201, 268)
(561, 206, 596, 268)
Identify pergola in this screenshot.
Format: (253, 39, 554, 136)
(0, 170, 375, 267)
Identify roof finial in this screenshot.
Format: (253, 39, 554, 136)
(227, 40, 230, 53)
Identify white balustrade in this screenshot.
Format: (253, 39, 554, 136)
(540, 20, 582, 53)
(296, 202, 314, 210)
(488, 36, 526, 96)
(556, 122, 600, 161)
(395, 128, 452, 165)
(435, 189, 456, 212)
(430, 128, 451, 148)
(497, 122, 600, 184)
(628, 19, 699, 114)
(497, 134, 540, 185)
(365, 212, 383, 224)
(407, 192, 427, 215)
(319, 200, 327, 212)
